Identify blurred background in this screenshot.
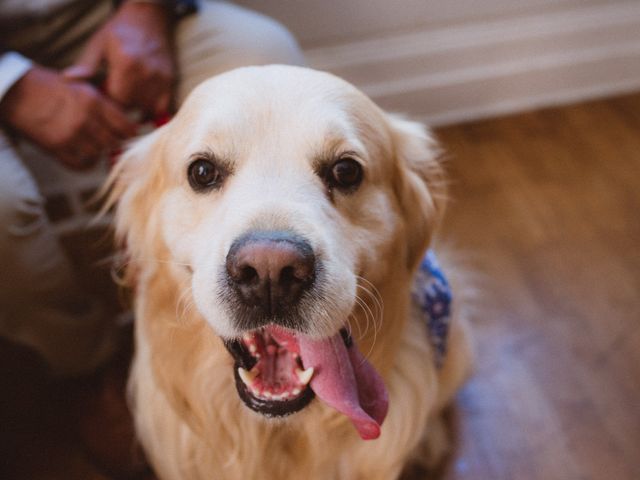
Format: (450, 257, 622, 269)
(2, 1, 639, 479)
(236, 0, 640, 125)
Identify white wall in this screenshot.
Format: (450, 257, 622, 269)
(235, 0, 640, 126)
(237, 0, 605, 47)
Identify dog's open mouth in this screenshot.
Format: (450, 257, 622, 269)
(225, 325, 389, 440)
(225, 325, 316, 417)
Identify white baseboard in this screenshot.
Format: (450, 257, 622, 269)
(305, 1, 640, 126)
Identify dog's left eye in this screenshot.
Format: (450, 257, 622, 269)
(327, 157, 364, 192)
(188, 159, 224, 192)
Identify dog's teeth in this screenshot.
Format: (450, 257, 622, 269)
(242, 334, 252, 342)
(238, 367, 258, 386)
(263, 391, 273, 399)
(249, 344, 257, 354)
(292, 388, 301, 396)
(296, 367, 314, 385)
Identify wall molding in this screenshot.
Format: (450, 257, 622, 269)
(305, 2, 640, 126)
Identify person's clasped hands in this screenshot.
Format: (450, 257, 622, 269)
(0, 1, 175, 170)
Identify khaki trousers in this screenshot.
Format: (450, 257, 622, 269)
(0, 1, 304, 375)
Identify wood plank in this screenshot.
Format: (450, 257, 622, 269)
(436, 92, 640, 480)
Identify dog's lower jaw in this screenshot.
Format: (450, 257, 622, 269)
(128, 266, 468, 480)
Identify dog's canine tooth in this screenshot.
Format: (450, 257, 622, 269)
(238, 367, 258, 386)
(296, 367, 314, 385)
(252, 386, 263, 396)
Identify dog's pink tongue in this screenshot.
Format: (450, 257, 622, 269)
(298, 333, 389, 440)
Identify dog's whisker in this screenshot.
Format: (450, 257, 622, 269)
(112, 256, 193, 271)
(357, 293, 377, 341)
(346, 307, 361, 341)
(177, 297, 195, 325)
(356, 286, 381, 338)
(174, 282, 196, 325)
(352, 295, 371, 342)
(344, 320, 355, 342)
(362, 287, 384, 336)
(134, 257, 193, 267)
(110, 262, 128, 287)
(342, 306, 356, 340)
(356, 276, 384, 317)
(355, 277, 383, 311)
(352, 293, 373, 346)
(108, 256, 193, 291)
(352, 278, 385, 363)
(178, 296, 196, 325)
(356, 293, 380, 364)
(355, 277, 384, 338)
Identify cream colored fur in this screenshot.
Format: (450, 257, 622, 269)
(106, 65, 473, 480)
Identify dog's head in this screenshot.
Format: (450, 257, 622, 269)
(109, 66, 444, 439)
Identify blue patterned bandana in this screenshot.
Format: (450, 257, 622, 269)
(411, 250, 452, 368)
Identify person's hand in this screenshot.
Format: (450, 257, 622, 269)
(0, 66, 136, 169)
(64, 1, 175, 116)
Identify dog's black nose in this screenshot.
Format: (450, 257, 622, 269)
(226, 231, 315, 319)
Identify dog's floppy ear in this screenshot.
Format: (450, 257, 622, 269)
(103, 127, 167, 279)
(388, 114, 446, 271)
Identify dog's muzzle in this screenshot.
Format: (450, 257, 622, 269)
(221, 230, 388, 440)
(225, 230, 316, 330)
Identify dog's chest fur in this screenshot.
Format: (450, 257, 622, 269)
(128, 268, 443, 480)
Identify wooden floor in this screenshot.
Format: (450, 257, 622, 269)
(434, 93, 640, 480)
(1, 93, 639, 479)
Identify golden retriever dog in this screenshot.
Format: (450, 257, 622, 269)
(106, 65, 472, 480)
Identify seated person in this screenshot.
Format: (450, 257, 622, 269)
(0, 0, 304, 475)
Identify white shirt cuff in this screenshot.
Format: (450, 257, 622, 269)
(0, 51, 33, 103)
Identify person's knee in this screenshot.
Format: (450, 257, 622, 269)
(211, 2, 303, 65)
(236, 9, 305, 66)
(177, 2, 306, 91)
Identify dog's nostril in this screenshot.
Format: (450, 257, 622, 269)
(279, 266, 299, 287)
(280, 265, 293, 279)
(239, 265, 259, 284)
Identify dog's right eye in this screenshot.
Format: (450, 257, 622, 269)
(188, 159, 224, 192)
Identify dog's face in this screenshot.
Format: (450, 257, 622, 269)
(111, 66, 443, 439)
